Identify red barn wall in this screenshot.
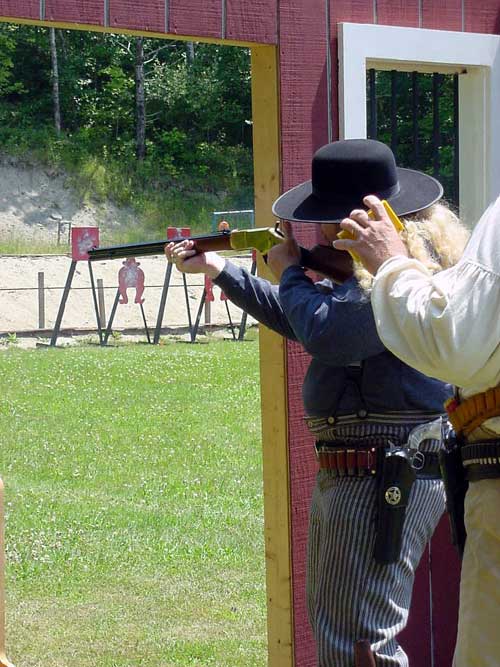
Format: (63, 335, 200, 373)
(169, 0, 221, 39)
(109, 0, 165, 33)
(45, 0, 104, 25)
(226, 0, 277, 44)
(277, 3, 329, 659)
(0, 1, 498, 665)
(0, 0, 39, 19)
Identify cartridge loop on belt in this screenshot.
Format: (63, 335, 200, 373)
(461, 440, 500, 481)
(445, 386, 500, 436)
(315, 442, 441, 479)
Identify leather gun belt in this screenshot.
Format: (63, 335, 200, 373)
(315, 442, 441, 479)
(461, 440, 500, 481)
(445, 386, 500, 436)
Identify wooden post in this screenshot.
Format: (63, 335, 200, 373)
(204, 300, 211, 325)
(38, 271, 45, 330)
(97, 279, 106, 328)
(251, 44, 292, 666)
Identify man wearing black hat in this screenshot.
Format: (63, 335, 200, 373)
(334, 185, 500, 667)
(166, 139, 469, 666)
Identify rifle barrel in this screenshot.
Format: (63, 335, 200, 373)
(88, 231, 232, 261)
(87, 230, 354, 284)
(88, 240, 167, 261)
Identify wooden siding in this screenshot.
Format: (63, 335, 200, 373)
(329, 2, 374, 178)
(226, 0, 277, 44)
(464, 0, 500, 33)
(45, 0, 104, 25)
(278, 2, 330, 664)
(168, 0, 221, 39)
(422, 0, 463, 31)
(109, 0, 165, 33)
(377, 0, 421, 27)
(278, 0, 329, 192)
(0, 0, 38, 19)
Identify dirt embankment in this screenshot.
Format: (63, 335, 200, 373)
(0, 156, 255, 345)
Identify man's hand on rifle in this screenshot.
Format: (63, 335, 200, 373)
(333, 195, 408, 275)
(267, 221, 301, 280)
(165, 239, 225, 279)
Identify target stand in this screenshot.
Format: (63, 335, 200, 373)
(96, 257, 152, 345)
(50, 227, 103, 347)
(153, 227, 196, 344)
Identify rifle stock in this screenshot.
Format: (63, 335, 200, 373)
(88, 226, 353, 283)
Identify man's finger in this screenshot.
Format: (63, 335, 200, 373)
(332, 237, 357, 251)
(339, 218, 364, 238)
(176, 248, 196, 261)
(363, 195, 385, 220)
(348, 208, 370, 227)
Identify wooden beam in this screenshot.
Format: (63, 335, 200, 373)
(0, 15, 265, 48)
(251, 44, 293, 667)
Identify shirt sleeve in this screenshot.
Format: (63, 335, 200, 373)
(278, 265, 386, 366)
(371, 255, 500, 390)
(213, 260, 298, 340)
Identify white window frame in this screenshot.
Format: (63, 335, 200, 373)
(338, 22, 500, 226)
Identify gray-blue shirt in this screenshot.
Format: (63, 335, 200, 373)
(214, 261, 451, 418)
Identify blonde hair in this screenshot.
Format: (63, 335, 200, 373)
(354, 202, 470, 292)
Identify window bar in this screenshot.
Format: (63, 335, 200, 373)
(453, 73, 460, 207)
(368, 69, 377, 140)
(390, 70, 398, 154)
(412, 71, 419, 168)
(432, 73, 441, 179)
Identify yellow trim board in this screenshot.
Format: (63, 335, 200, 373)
(0, 15, 266, 48)
(251, 45, 293, 666)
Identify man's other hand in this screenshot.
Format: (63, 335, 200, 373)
(333, 195, 408, 274)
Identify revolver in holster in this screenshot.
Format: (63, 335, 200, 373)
(374, 417, 444, 564)
(439, 430, 467, 558)
(374, 447, 416, 564)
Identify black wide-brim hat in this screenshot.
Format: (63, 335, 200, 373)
(272, 139, 443, 223)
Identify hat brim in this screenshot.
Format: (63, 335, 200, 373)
(272, 167, 444, 223)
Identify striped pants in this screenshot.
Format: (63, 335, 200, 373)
(307, 472, 445, 666)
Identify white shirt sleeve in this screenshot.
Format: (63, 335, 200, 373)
(371, 197, 500, 395)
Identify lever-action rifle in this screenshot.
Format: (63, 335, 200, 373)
(87, 224, 353, 284)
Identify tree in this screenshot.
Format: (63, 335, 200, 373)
(135, 37, 146, 159)
(49, 28, 61, 134)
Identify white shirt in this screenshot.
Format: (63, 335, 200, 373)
(371, 196, 500, 431)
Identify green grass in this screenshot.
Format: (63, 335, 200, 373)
(0, 342, 266, 666)
(0, 241, 67, 255)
